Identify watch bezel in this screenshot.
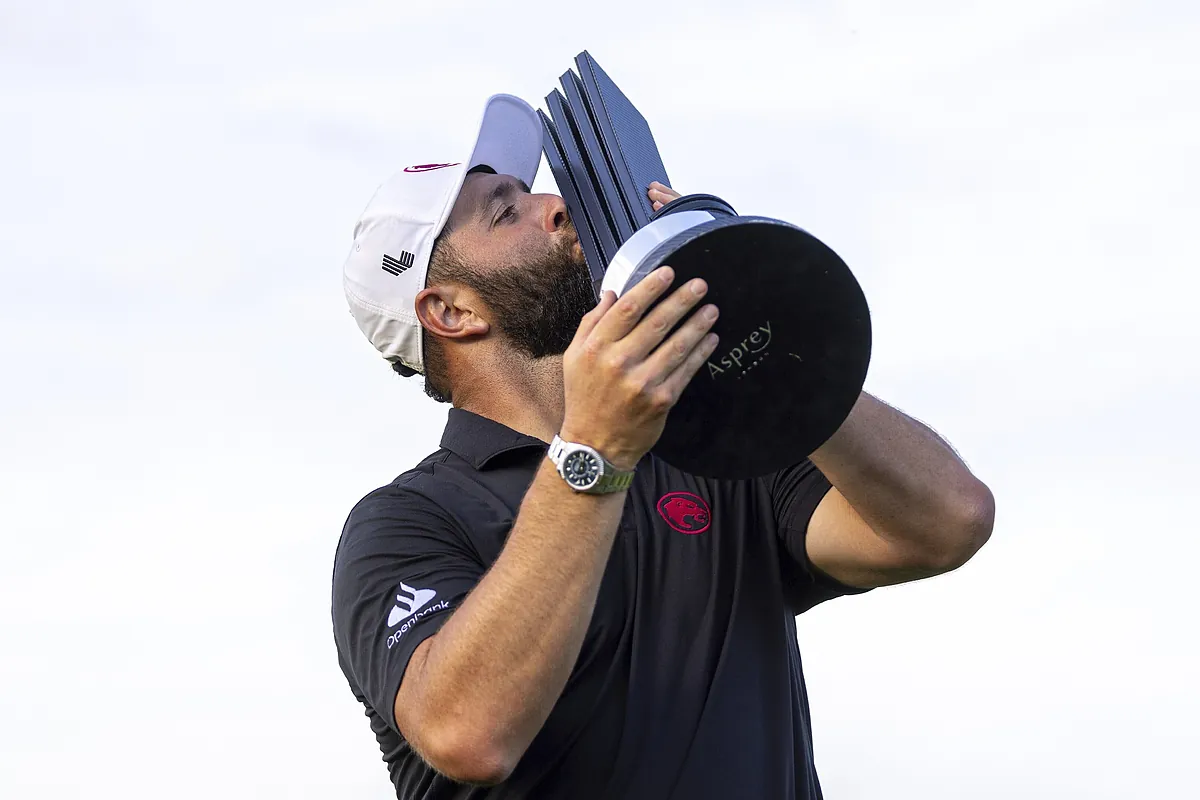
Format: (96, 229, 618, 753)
(559, 445, 604, 492)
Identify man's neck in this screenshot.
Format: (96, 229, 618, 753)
(453, 354, 566, 445)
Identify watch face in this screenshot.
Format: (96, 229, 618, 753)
(562, 449, 602, 490)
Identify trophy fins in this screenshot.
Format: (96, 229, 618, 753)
(576, 51, 673, 230)
(539, 109, 606, 288)
(545, 88, 621, 270)
(559, 68, 636, 243)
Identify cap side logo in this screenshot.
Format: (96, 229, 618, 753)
(403, 162, 460, 173)
(382, 251, 415, 276)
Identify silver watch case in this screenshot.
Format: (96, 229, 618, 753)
(548, 436, 633, 494)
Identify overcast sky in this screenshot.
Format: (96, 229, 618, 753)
(2, 0, 1197, 797)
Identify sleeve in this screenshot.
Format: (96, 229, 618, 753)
(765, 460, 872, 614)
(331, 483, 484, 733)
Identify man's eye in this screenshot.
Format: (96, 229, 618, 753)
(498, 205, 516, 223)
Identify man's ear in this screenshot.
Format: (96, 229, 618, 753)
(414, 284, 491, 340)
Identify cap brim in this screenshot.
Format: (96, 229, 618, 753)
(466, 94, 543, 188)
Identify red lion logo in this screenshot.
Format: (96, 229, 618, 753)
(656, 492, 711, 535)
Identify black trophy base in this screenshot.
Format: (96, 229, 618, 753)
(624, 216, 871, 479)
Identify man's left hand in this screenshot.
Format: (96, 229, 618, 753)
(648, 181, 681, 213)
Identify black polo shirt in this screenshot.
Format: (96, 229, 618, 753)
(332, 408, 867, 799)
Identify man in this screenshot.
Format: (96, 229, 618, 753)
(333, 94, 995, 799)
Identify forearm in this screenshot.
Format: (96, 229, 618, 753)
(809, 392, 994, 568)
(410, 458, 624, 773)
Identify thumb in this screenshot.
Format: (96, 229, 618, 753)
(573, 290, 617, 341)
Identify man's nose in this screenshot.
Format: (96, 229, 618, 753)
(537, 194, 569, 233)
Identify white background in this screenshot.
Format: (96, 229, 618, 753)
(2, 0, 1197, 797)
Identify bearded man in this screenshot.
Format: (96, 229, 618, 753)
(332, 94, 995, 799)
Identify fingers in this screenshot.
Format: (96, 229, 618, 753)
(658, 331, 721, 402)
(634, 299, 719, 384)
(651, 333, 720, 408)
(620, 277, 712, 362)
(572, 290, 617, 344)
(589, 267, 676, 343)
(648, 181, 679, 199)
(648, 181, 681, 213)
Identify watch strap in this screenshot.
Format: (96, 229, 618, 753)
(592, 468, 635, 494)
(548, 435, 635, 494)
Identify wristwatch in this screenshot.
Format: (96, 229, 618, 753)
(547, 435, 636, 494)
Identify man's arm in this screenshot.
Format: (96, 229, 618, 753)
(396, 462, 624, 784)
(805, 392, 995, 588)
(650, 185, 994, 588)
(395, 267, 720, 784)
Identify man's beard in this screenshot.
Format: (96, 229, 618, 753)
(467, 231, 597, 360)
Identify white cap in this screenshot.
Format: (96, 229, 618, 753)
(342, 94, 544, 375)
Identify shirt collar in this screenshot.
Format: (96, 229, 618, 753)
(440, 408, 549, 470)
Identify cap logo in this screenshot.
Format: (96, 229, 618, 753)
(382, 251, 416, 276)
(403, 163, 460, 173)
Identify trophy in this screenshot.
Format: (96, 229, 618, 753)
(541, 52, 872, 480)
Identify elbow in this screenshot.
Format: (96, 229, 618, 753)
(421, 724, 521, 787)
(931, 479, 995, 572)
(902, 479, 994, 577)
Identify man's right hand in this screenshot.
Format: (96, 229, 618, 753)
(560, 267, 720, 470)
(389, 276, 717, 785)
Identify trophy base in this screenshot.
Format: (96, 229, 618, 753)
(604, 212, 872, 479)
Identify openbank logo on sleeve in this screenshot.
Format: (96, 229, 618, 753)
(385, 582, 451, 650)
